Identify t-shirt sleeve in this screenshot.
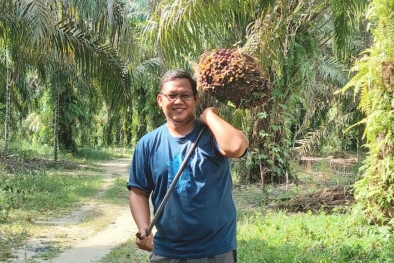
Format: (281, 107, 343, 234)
(127, 140, 154, 192)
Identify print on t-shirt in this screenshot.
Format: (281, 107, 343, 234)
(166, 153, 192, 194)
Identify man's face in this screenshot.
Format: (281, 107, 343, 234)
(157, 78, 198, 125)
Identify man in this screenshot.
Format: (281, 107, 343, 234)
(127, 69, 249, 262)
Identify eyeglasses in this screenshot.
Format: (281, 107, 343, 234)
(160, 93, 195, 102)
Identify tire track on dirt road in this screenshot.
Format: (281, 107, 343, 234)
(47, 158, 136, 263)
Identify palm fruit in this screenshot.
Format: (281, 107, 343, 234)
(198, 48, 271, 108)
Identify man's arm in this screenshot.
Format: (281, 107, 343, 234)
(199, 107, 249, 158)
(129, 187, 154, 251)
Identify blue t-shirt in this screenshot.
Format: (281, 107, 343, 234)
(127, 120, 237, 259)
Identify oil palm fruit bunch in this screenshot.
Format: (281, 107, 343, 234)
(198, 48, 271, 108)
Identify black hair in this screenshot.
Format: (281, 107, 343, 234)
(159, 69, 197, 95)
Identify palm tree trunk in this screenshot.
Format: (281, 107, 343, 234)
(4, 44, 17, 155)
(54, 85, 59, 161)
(4, 60, 11, 155)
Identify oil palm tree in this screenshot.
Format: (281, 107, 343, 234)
(0, 0, 130, 157)
(141, 0, 368, 183)
(0, 0, 50, 153)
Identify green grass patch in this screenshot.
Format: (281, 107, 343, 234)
(0, 170, 102, 260)
(237, 211, 394, 263)
(101, 184, 394, 263)
(0, 145, 131, 261)
(6, 141, 54, 159)
(1, 171, 102, 215)
(234, 184, 394, 263)
(98, 239, 149, 263)
(5, 142, 130, 163)
(72, 147, 130, 162)
(102, 174, 130, 205)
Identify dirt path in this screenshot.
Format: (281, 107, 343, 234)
(10, 158, 138, 263)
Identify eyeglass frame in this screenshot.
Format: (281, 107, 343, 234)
(159, 92, 196, 102)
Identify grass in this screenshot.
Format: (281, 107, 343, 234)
(1, 148, 394, 263)
(1, 171, 103, 216)
(102, 174, 131, 205)
(237, 210, 394, 262)
(72, 147, 130, 161)
(0, 170, 103, 261)
(98, 241, 150, 263)
(0, 146, 130, 261)
(5, 141, 130, 163)
(98, 183, 394, 263)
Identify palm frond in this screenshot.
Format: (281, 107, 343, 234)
(15, 0, 56, 46)
(294, 129, 324, 156)
(144, 0, 275, 66)
(317, 56, 349, 87)
(62, 0, 126, 44)
(53, 20, 130, 109)
(330, 0, 369, 58)
(131, 57, 162, 83)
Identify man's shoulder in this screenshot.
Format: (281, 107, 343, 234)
(138, 124, 167, 142)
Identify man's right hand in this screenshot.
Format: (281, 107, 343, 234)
(136, 230, 154, 252)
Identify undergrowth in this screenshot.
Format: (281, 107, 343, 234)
(1, 147, 393, 263)
(0, 146, 128, 261)
(237, 209, 394, 263)
(99, 184, 394, 263)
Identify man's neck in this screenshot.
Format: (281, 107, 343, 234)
(167, 118, 196, 137)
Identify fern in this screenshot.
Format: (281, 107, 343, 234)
(348, 0, 394, 227)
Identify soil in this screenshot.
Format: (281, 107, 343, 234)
(8, 158, 138, 263)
